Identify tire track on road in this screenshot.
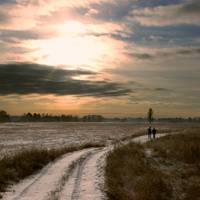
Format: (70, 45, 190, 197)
(2, 133, 169, 200)
(2, 148, 97, 200)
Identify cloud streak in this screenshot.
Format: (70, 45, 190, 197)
(126, 47, 200, 60)
(0, 29, 54, 42)
(0, 0, 16, 5)
(133, 0, 200, 26)
(0, 63, 131, 97)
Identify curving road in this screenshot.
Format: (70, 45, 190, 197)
(2, 134, 167, 200)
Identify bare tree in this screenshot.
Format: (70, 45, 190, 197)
(147, 108, 154, 125)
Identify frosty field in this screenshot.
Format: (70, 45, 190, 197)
(0, 122, 199, 200)
(0, 122, 197, 158)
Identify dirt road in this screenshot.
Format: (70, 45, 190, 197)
(3, 134, 166, 200)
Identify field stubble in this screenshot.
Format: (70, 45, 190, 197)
(105, 126, 200, 200)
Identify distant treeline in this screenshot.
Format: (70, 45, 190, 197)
(19, 113, 105, 122)
(109, 117, 200, 123)
(0, 110, 200, 122)
(156, 117, 200, 123)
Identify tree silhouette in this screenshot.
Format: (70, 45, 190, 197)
(147, 108, 154, 125)
(0, 110, 10, 122)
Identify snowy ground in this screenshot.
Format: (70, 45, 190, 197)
(2, 133, 174, 200)
(1, 122, 198, 199)
(0, 122, 187, 157)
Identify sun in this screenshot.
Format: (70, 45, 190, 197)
(28, 20, 124, 70)
(33, 21, 111, 67)
(37, 36, 104, 66)
(63, 20, 87, 35)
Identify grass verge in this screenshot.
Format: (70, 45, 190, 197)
(105, 131, 200, 200)
(0, 142, 104, 195)
(146, 132, 200, 200)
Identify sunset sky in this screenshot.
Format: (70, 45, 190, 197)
(0, 0, 199, 117)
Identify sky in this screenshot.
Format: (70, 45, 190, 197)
(0, 0, 200, 117)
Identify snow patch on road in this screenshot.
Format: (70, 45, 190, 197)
(2, 133, 168, 200)
(2, 148, 95, 200)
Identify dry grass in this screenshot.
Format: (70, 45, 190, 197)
(146, 131, 200, 200)
(0, 142, 104, 195)
(105, 143, 172, 200)
(105, 130, 200, 200)
(146, 131, 200, 164)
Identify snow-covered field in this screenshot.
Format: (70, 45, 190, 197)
(0, 122, 195, 158)
(1, 122, 199, 200)
(0, 122, 141, 157)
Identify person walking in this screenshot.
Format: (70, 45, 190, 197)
(147, 126, 151, 139)
(152, 127, 157, 139)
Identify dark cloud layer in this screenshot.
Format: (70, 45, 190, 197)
(87, 1, 133, 21)
(0, 0, 16, 5)
(0, 63, 131, 97)
(137, 0, 182, 8)
(114, 23, 200, 47)
(0, 0, 32, 6)
(180, 0, 200, 14)
(76, 0, 183, 21)
(73, 0, 200, 47)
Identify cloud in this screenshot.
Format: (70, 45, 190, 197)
(0, 11, 10, 24)
(154, 87, 171, 92)
(83, 0, 134, 21)
(117, 23, 200, 47)
(135, 0, 183, 8)
(176, 48, 200, 55)
(74, 0, 183, 22)
(0, 44, 35, 56)
(0, 29, 54, 42)
(180, 0, 200, 13)
(159, 47, 200, 57)
(126, 52, 154, 60)
(0, 29, 39, 43)
(0, 63, 131, 97)
(0, 0, 45, 6)
(0, 0, 16, 5)
(126, 47, 200, 60)
(133, 0, 200, 26)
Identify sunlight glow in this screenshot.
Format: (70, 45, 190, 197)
(37, 36, 109, 66)
(34, 21, 114, 67)
(63, 20, 87, 35)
